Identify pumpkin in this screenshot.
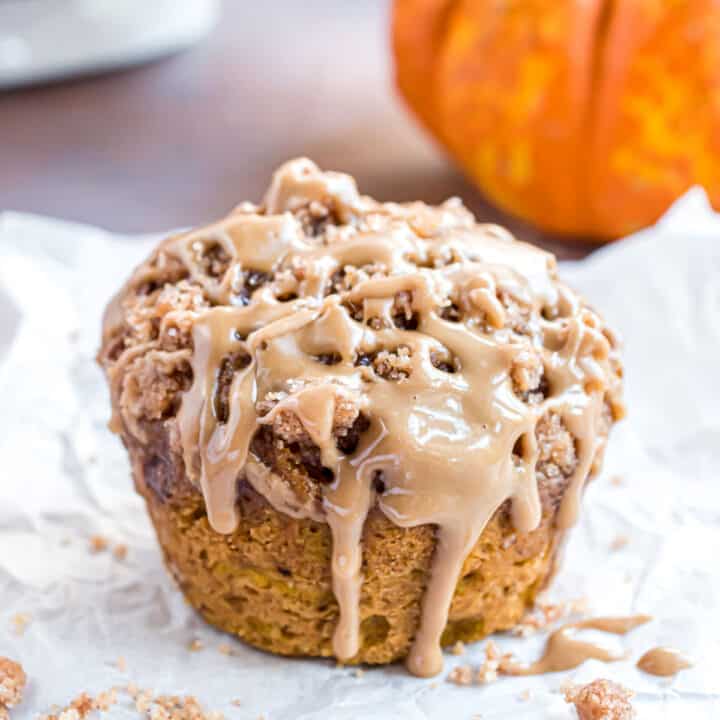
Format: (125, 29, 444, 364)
(392, 0, 720, 240)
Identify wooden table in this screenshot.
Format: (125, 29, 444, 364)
(0, 1, 589, 259)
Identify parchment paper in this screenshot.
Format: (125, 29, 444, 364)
(1, 190, 719, 719)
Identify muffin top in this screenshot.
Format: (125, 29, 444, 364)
(100, 158, 623, 676)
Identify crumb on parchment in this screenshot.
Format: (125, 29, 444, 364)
(610, 535, 629, 551)
(512, 597, 588, 637)
(141, 694, 224, 720)
(38, 689, 119, 720)
(0, 657, 26, 718)
(10, 614, 30, 636)
(447, 664, 473, 686)
(564, 679, 635, 720)
(39, 686, 224, 720)
(113, 544, 128, 561)
(89, 536, 128, 561)
(89, 535, 109, 553)
(447, 640, 515, 687)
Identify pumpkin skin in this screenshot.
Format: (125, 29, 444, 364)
(393, 0, 720, 240)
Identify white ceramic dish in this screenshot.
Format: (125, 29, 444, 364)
(0, 0, 219, 89)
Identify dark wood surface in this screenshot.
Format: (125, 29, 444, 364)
(0, 1, 590, 259)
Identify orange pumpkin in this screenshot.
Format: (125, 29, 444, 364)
(392, 0, 720, 240)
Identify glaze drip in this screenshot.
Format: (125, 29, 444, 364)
(102, 159, 624, 677)
(503, 615, 652, 676)
(637, 647, 693, 677)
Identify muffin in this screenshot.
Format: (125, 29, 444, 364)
(98, 159, 624, 677)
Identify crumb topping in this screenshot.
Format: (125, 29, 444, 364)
(564, 679, 635, 720)
(99, 162, 621, 515)
(89, 535, 109, 553)
(511, 597, 588, 637)
(446, 640, 514, 686)
(0, 658, 25, 718)
(38, 686, 223, 720)
(535, 413, 579, 484)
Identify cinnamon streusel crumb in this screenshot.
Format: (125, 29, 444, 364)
(39, 689, 117, 720)
(446, 640, 515, 686)
(10, 614, 30, 636)
(447, 665, 473, 686)
(564, 679, 635, 720)
(512, 597, 588, 637)
(451, 641, 466, 656)
(113, 543, 128, 560)
(89, 535, 109, 553)
(0, 658, 26, 718)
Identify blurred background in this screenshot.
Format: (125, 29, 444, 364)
(0, 0, 579, 256)
(3, 0, 717, 259)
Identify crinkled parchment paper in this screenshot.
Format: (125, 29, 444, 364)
(1, 190, 719, 719)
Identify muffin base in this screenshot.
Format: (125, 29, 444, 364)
(132, 437, 564, 665)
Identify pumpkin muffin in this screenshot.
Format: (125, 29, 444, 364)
(98, 159, 623, 676)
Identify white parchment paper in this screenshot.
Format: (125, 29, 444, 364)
(1, 190, 719, 719)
